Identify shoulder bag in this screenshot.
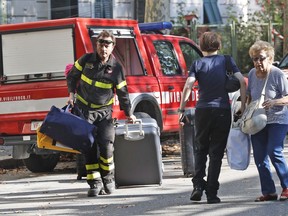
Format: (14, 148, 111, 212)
(225, 55, 240, 93)
(241, 74, 269, 135)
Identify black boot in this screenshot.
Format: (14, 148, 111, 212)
(207, 195, 221, 204)
(87, 179, 104, 197)
(206, 190, 221, 204)
(190, 180, 207, 201)
(190, 187, 204, 201)
(102, 178, 115, 194)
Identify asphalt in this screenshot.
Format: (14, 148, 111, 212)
(1, 142, 288, 216)
(0, 146, 24, 169)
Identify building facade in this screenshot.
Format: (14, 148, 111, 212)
(0, 0, 260, 25)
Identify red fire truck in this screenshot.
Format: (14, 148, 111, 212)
(0, 18, 241, 172)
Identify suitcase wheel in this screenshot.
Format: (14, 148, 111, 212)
(184, 172, 194, 178)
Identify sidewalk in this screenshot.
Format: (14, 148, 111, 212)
(1, 138, 288, 215)
(1, 152, 288, 216)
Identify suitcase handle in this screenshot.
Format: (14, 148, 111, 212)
(124, 119, 145, 141)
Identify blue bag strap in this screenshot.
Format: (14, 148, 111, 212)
(71, 104, 86, 120)
(62, 105, 71, 113)
(60, 104, 85, 120)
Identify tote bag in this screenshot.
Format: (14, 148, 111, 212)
(39, 105, 97, 153)
(226, 127, 251, 170)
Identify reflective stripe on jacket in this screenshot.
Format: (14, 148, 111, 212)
(66, 53, 132, 116)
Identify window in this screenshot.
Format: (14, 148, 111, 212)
(135, 0, 146, 23)
(95, 0, 113, 18)
(51, 0, 78, 19)
(153, 41, 181, 76)
(203, 0, 222, 24)
(89, 28, 145, 76)
(180, 42, 202, 72)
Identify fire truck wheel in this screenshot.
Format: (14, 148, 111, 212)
(134, 112, 151, 118)
(23, 153, 60, 173)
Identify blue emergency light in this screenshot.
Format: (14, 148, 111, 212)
(138, 22, 173, 32)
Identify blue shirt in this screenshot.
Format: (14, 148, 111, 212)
(189, 55, 240, 109)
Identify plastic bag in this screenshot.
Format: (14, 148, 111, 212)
(226, 127, 251, 170)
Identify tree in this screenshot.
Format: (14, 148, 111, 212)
(144, 0, 169, 22)
(226, 0, 284, 72)
(170, 1, 285, 73)
(284, 0, 288, 54)
(255, 0, 285, 56)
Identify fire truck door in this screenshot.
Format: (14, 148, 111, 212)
(152, 39, 201, 128)
(151, 40, 186, 127)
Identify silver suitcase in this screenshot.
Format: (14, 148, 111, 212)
(114, 118, 162, 187)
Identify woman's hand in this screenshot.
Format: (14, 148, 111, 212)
(263, 99, 275, 109)
(178, 112, 185, 126)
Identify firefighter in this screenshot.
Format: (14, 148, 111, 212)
(66, 30, 136, 197)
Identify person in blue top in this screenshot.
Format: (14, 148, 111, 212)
(178, 31, 246, 204)
(247, 40, 288, 202)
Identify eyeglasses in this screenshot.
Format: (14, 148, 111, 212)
(251, 56, 267, 62)
(97, 39, 114, 45)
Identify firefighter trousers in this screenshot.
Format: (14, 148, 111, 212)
(80, 108, 115, 187)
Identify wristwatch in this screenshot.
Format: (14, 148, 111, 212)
(177, 108, 185, 113)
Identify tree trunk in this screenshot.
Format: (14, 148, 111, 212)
(284, 0, 288, 54)
(144, 0, 170, 23)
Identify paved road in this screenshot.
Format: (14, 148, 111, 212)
(1, 149, 288, 216)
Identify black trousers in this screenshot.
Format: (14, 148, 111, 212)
(78, 105, 115, 185)
(192, 108, 231, 196)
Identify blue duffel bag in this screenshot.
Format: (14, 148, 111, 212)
(39, 105, 96, 153)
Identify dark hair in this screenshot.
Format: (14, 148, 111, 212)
(199, 32, 221, 52)
(96, 30, 116, 46)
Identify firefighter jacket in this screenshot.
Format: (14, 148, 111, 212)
(67, 53, 132, 117)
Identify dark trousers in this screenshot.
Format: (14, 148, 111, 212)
(192, 108, 231, 196)
(78, 106, 115, 186)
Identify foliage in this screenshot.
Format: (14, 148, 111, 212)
(232, 0, 283, 73)
(170, 0, 199, 38)
(255, 0, 284, 23)
(170, 1, 283, 74)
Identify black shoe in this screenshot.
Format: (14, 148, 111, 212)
(103, 178, 115, 195)
(207, 195, 221, 204)
(87, 181, 104, 197)
(190, 187, 204, 201)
